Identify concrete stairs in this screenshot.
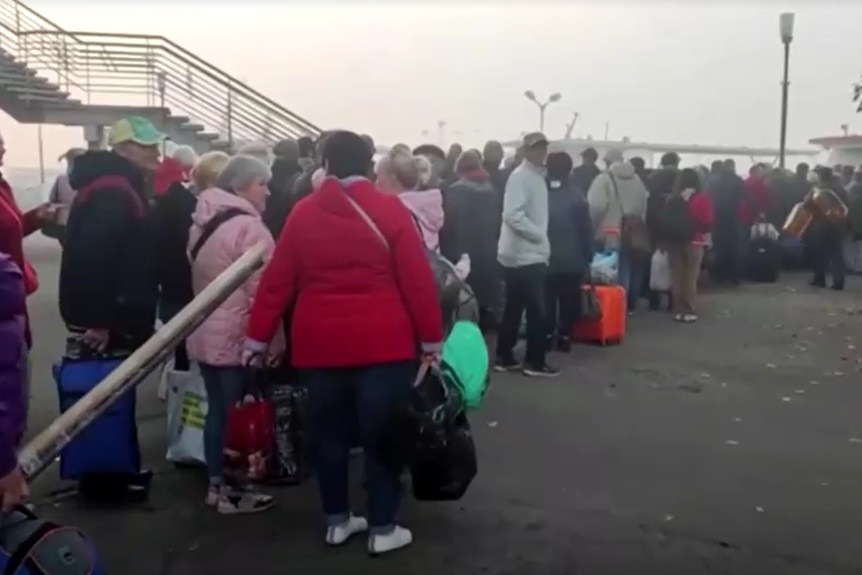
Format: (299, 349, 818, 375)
(0, 48, 229, 153)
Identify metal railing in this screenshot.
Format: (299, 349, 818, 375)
(0, 0, 321, 145)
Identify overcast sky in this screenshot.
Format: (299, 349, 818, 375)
(1, 1, 861, 167)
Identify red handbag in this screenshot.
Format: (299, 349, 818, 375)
(224, 392, 274, 483)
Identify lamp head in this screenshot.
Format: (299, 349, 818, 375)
(549, 93, 562, 103)
(780, 12, 795, 43)
(524, 90, 537, 102)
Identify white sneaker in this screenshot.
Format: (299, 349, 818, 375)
(325, 515, 368, 546)
(216, 490, 274, 515)
(368, 525, 413, 555)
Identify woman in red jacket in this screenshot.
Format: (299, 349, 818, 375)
(0, 134, 55, 349)
(666, 168, 713, 323)
(245, 130, 443, 555)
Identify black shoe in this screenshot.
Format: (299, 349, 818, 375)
(831, 284, 845, 291)
(494, 358, 521, 372)
(522, 364, 561, 378)
(810, 279, 826, 288)
(555, 337, 572, 353)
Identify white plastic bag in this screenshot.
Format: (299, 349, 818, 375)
(590, 251, 619, 285)
(165, 363, 208, 466)
(649, 250, 671, 292)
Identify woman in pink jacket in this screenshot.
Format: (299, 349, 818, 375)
(186, 154, 278, 514)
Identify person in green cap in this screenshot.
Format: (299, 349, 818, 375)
(59, 115, 164, 355)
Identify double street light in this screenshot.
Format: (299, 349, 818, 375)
(524, 90, 561, 132)
(778, 12, 794, 169)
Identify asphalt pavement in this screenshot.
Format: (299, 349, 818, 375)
(20, 232, 862, 575)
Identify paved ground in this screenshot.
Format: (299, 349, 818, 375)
(20, 232, 862, 575)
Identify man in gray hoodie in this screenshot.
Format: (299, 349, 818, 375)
(495, 132, 559, 377)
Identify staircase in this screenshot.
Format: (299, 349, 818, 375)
(0, 0, 322, 152)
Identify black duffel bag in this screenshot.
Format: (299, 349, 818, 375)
(380, 363, 477, 502)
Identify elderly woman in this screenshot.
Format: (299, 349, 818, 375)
(245, 131, 443, 554)
(186, 154, 278, 514)
(153, 151, 229, 371)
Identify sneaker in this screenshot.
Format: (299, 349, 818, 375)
(494, 358, 520, 372)
(326, 515, 369, 546)
(683, 313, 698, 323)
(555, 337, 572, 353)
(672, 313, 683, 322)
(522, 364, 561, 378)
(368, 526, 413, 556)
(204, 487, 220, 507)
(216, 489, 274, 515)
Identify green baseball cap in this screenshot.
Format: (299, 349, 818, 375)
(108, 116, 165, 147)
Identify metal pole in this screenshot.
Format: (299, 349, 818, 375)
(226, 87, 233, 150)
(18, 243, 268, 481)
(539, 103, 546, 132)
(778, 40, 791, 169)
(37, 125, 44, 184)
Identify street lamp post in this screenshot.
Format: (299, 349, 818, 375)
(524, 90, 561, 132)
(778, 12, 794, 169)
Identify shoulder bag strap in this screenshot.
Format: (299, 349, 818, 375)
(608, 173, 626, 217)
(408, 210, 429, 249)
(341, 189, 390, 251)
(189, 208, 246, 261)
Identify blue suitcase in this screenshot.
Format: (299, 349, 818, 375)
(53, 357, 141, 480)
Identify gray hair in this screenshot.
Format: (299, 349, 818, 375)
(171, 145, 198, 168)
(215, 154, 272, 193)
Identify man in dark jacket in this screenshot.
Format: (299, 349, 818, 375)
(264, 138, 302, 238)
(441, 150, 501, 332)
(570, 147, 601, 195)
(60, 116, 161, 352)
(545, 151, 593, 352)
(708, 159, 751, 286)
(645, 152, 680, 308)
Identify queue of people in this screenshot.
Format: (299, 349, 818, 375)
(2, 109, 859, 549)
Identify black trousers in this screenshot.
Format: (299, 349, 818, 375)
(496, 264, 547, 369)
(810, 228, 846, 288)
(545, 271, 583, 339)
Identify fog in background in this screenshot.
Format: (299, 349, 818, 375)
(1, 1, 861, 169)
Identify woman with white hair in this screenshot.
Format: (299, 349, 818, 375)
(376, 151, 444, 250)
(186, 154, 280, 514)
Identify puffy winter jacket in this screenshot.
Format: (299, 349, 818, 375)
(0, 252, 26, 477)
(186, 187, 276, 366)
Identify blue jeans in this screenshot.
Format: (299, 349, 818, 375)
(302, 361, 414, 533)
(618, 250, 646, 310)
(199, 364, 247, 487)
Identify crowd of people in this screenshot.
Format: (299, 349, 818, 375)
(0, 113, 859, 555)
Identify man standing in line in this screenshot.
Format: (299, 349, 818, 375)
(494, 132, 559, 378)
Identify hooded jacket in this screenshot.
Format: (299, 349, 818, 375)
(186, 187, 276, 367)
(399, 189, 444, 251)
(0, 252, 25, 477)
(587, 162, 649, 248)
(60, 150, 157, 348)
(246, 176, 443, 369)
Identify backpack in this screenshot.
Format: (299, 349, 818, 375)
(0, 506, 106, 575)
(660, 194, 696, 243)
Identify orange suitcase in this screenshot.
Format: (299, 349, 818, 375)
(571, 284, 626, 345)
